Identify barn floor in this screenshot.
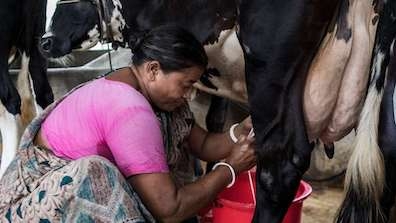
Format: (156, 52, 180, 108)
(302, 179, 344, 223)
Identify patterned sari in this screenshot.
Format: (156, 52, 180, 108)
(0, 77, 196, 222)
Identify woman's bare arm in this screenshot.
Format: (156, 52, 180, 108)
(128, 135, 256, 222)
(188, 116, 253, 161)
(128, 167, 231, 222)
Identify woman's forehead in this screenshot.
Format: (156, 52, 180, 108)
(169, 66, 203, 81)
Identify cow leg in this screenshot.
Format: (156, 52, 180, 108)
(0, 47, 21, 180)
(21, 0, 52, 112)
(380, 162, 396, 222)
(0, 53, 34, 179)
(240, 38, 313, 223)
(0, 50, 21, 115)
(206, 96, 228, 132)
(250, 67, 313, 223)
(205, 95, 228, 173)
(17, 53, 39, 128)
(378, 106, 396, 222)
(237, 0, 339, 222)
(28, 39, 53, 112)
(0, 1, 23, 179)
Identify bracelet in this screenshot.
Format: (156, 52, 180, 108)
(229, 123, 239, 143)
(213, 162, 236, 188)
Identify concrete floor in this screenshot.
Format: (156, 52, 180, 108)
(302, 180, 344, 223)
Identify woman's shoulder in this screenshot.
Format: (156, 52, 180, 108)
(92, 77, 148, 103)
(90, 77, 154, 115)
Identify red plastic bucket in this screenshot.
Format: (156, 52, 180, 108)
(211, 171, 312, 223)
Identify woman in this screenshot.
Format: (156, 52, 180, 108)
(0, 25, 256, 222)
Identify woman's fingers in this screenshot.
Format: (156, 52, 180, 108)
(226, 134, 257, 173)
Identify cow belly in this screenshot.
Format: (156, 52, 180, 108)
(321, 0, 378, 144)
(195, 27, 247, 104)
(303, 2, 354, 141)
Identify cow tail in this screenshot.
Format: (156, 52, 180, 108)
(336, 55, 386, 223)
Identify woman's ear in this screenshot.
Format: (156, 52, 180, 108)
(146, 61, 161, 81)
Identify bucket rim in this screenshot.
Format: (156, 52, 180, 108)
(216, 180, 312, 210)
(216, 198, 255, 211)
(292, 180, 312, 202)
(242, 170, 312, 203)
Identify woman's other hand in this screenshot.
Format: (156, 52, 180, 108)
(225, 135, 256, 174)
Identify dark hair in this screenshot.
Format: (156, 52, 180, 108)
(129, 25, 208, 73)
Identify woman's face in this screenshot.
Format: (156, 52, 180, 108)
(147, 64, 204, 111)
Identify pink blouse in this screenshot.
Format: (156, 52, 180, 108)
(41, 77, 169, 177)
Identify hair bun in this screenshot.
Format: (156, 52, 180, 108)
(129, 30, 149, 52)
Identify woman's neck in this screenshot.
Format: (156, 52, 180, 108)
(104, 65, 154, 105)
(128, 65, 153, 104)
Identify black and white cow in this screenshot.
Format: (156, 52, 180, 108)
(41, 0, 246, 103)
(0, 0, 53, 178)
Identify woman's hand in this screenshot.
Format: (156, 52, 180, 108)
(225, 135, 256, 174)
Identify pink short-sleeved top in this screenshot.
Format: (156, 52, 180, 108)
(41, 77, 169, 177)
